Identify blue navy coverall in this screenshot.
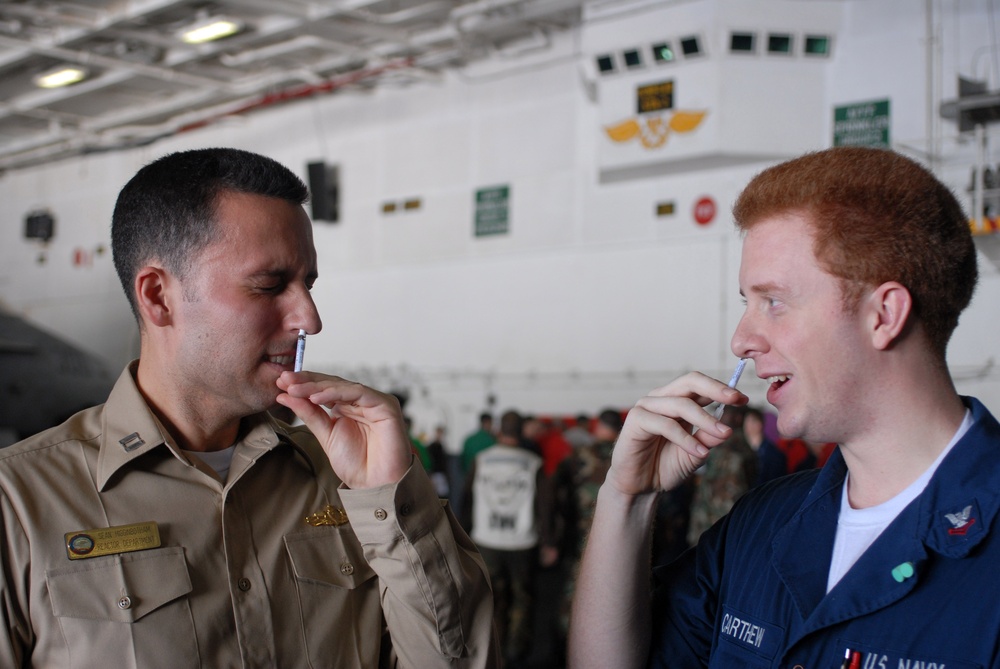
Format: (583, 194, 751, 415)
(650, 397, 1000, 668)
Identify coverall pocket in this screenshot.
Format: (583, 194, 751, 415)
(713, 643, 773, 668)
(45, 547, 199, 668)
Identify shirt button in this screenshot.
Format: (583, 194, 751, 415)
(399, 503, 411, 516)
(118, 596, 132, 610)
(374, 508, 388, 521)
(340, 563, 355, 575)
(238, 578, 252, 592)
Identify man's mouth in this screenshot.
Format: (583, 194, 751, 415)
(767, 375, 790, 388)
(268, 354, 295, 366)
(764, 374, 790, 407)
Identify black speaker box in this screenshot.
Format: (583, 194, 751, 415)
(307, 162, 339, 222)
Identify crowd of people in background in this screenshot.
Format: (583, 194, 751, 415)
(399, 403, 831, 668)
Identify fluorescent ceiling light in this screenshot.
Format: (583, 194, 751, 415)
(34, 66, 88, 89)
(179, 18, 243, 44)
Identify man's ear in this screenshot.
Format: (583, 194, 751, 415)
(868, 281, 913, 350)
(134, 266, 175, 328)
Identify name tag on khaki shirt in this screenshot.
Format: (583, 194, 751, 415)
(64, 521, 161, 560)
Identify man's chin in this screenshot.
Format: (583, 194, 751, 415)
(775, 413, 802, 441)
(241, 387, 283, 417)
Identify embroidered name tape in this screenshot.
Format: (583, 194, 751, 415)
(718, 605, 782, 660)
(64, 521, 161, 560)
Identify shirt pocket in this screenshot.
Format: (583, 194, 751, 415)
(46, 547, 199, 669)
(284, 526, 381, 667)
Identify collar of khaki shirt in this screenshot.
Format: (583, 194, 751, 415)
(96, 361, 325, 490)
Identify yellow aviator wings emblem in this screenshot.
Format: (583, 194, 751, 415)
(604, 110, 707, 148)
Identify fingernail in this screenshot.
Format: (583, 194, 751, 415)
(696, 444, 709, 456)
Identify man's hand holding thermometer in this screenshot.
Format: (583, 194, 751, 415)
(604, 361, 750, 497)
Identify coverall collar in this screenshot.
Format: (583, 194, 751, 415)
(772, 397, 1000, 637)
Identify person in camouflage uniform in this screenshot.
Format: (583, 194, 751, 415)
(553, 409, 624, 637)
(685, 410, 759, 544)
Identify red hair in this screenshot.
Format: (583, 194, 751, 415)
(733, 147, 978, 357)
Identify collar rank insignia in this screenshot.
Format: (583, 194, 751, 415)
(119, 432, 145, 452)
(945, 505, 976, 536)
(305, 505, 349, 527)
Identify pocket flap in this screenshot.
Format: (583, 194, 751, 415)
(47, 547, 192, 623)
(285, 526, 375, 590)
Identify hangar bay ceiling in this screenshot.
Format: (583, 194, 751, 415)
(0, 0, 586, 172)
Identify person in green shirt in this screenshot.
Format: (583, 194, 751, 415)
(462, 412, 495, 472)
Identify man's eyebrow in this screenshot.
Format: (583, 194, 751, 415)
(741, 282, 785, 297)
(248, 268, 318, 281)
(248, 269, 286, 280)
(740, 281, 784, 298)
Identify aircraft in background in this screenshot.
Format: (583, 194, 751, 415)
(0, 308, 115, 447)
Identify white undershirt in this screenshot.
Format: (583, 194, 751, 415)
(826, 409, 973, 593)
(184, 445, 237, 483)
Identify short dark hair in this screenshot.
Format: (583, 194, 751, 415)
(597, 408, 623, 433)
(733, 147, 978, 357)
(112, 147, 309, 320)
(499, 410, 523, 439)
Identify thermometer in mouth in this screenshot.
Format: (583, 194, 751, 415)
(708, 358, 747, 420)
(293, 329, 306, 373)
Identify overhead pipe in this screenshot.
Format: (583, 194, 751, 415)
(0, 0, 188, 68)
(0, 0, 580, 170)
(345, 1, 452, 25)
(0, 57, 416, 173)
(0, 34, 222, 87)
(219, 35, 358, 67)
(174, 57, 416, 133)
(452, 0, 584, 36)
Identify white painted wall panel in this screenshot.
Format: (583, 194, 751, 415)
(2, 0, 999, 446)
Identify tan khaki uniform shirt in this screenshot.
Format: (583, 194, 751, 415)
(0, 365, 497, 668)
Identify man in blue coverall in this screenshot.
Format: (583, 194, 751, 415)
(568, 147, 998, 667)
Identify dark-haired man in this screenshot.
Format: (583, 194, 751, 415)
(570, 147, 1000, 667)
(0, 148, 497, 667)
(462, 410, 553, 667)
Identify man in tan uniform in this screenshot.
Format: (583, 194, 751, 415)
(0, 148, 498, 668)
